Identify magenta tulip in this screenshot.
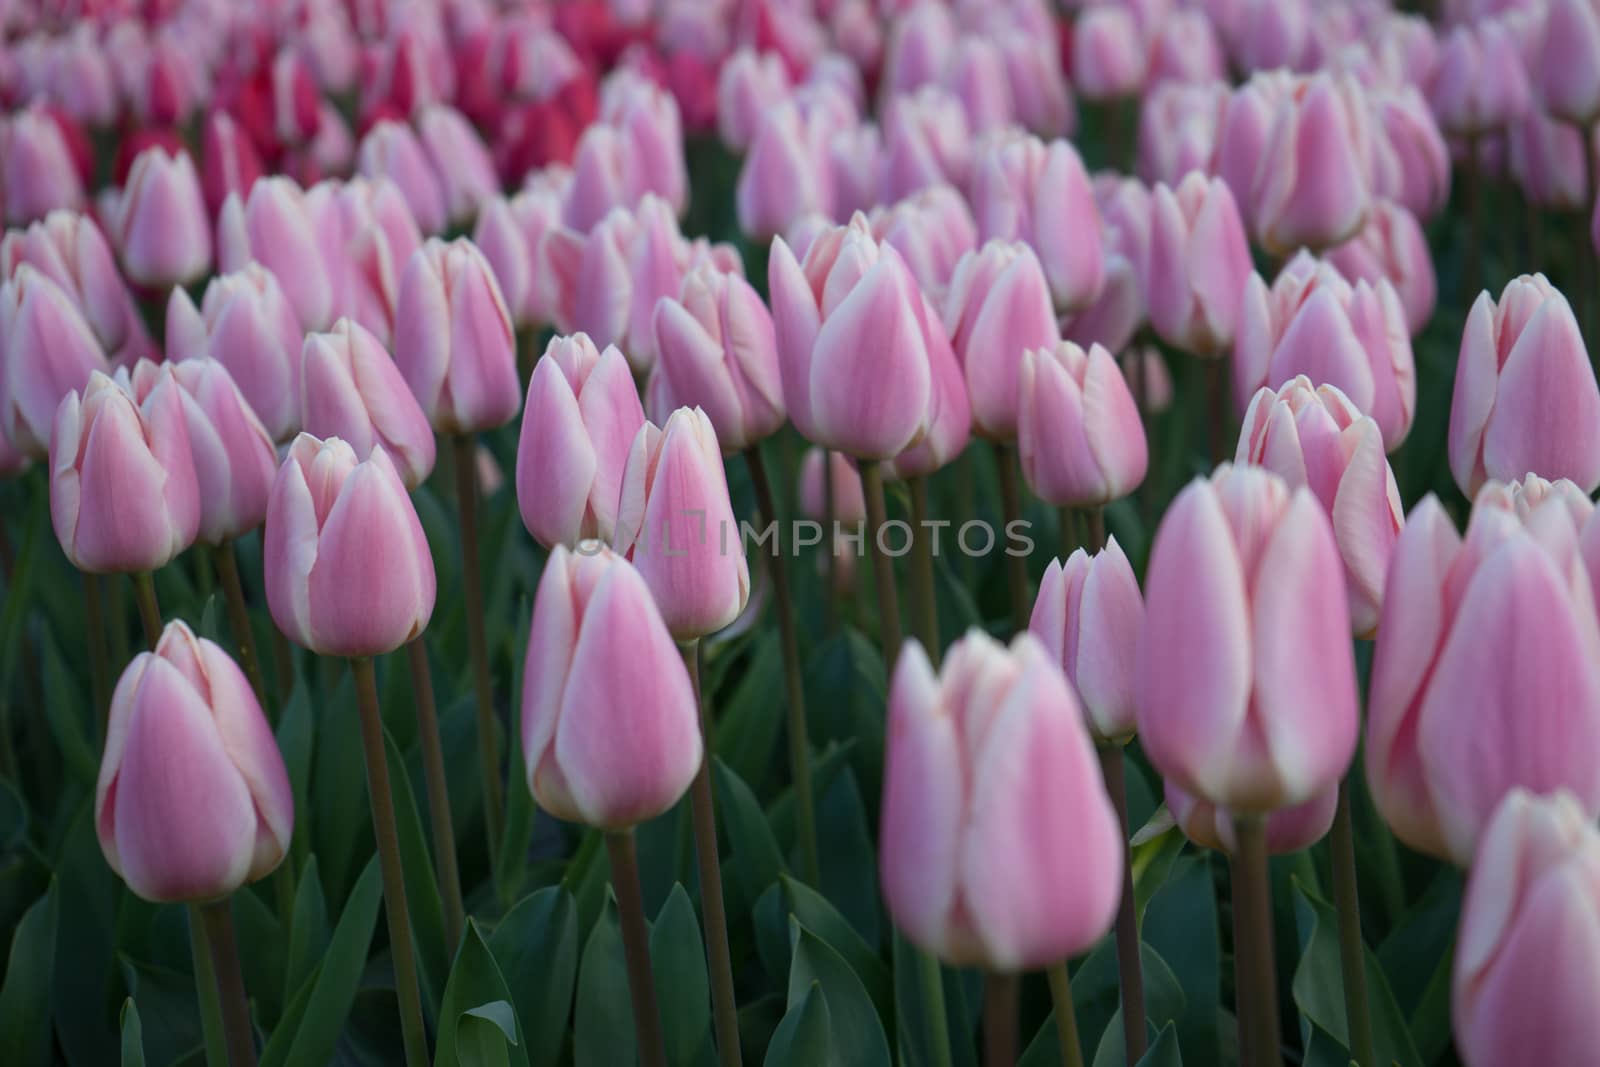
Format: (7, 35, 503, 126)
(301, 318, 437, 490)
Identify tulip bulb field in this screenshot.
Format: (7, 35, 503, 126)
(8, 1, 1600, 1066)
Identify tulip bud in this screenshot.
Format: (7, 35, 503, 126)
(1148, 12, 1227, 86)
(882, 2, 954, 98)
(599, 70, 690, 219)
(521, 544, 702, 828)
(216, 177, 335, 332)
(304, 177, 423, 348)
(1137, 81, 1227, 187)
(158, 359, 278, 545)
(1325, 200, 1437, 336)
(415, 105, 500, 228)
(263, 434, 436, 657)
(615, 407, 750, 639)
(1449, 274, 1600, 496)
(869, 184, 977, 297)
(1146, 173, 1253, 357)
(1, 211, 135, 358)
(998, 31, 1075, 138)
(1430, 20, 1530, 137)
(1251, 73, 1373, 255)
(892, 290, 972, 480)
(1453, 789, 1600, 1067)
(113, 146, 211, 288)
(394, 237, 521, 434)
(201, 110, 264, 216)
(880, 632, 1123, 971)
(51, 367, 200, 573)
(1166, 780, 1336, 856)
(473, 185, 562, 329)
(516, 335, 645, 548)
(96, 621, 293, 902)
(1017, 341, 1147, 508)
(1368, 87, 1451, 223)
(1138, 465, 1359, 811)
(881, 87, 972, 202)
(735, 100, 833, 240)
(1367, 493, 1600, 863)
(1073, 7, 1147, 101)
(943, 241, 1060, 440)
(717, 48, 792, 151)
(1237, 377, 1404, 636)
(1029, 539, 1144, 742)
(0, 265, 111, 457)
(2, 104, 87, 225)
(301, 318, 437, 489)
(1534, 0, 1600, 127)
(358, 120, 447, 235)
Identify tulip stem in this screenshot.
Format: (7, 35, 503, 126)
(133, 571, 162, 649)
(197, 898, 257, 1067)
(1045, 964, 1084, 1067)
(993, 445, 1030, 634)
(918, 951, 956, 1067)
(679, 640, 744, 1067)
(861, 463, 904, 668)
(605, 829, 669, 1067)
(982, 971, 1019, 1067)
(270, 628, 294, 705)
(84, 572, 112, 736)
(350, 657, 431, 1067)
(1230, 814, 1283, 1067)
(1057, 506, 1078, 561)
(744, 446, 820, 887)
(1465, 133, 1483, 304)
(907, 476, 942, 665)
(823, 449, 839, 633)
(188, 903, 230, 1067)
(1083, 507, 1106, 555)
(452, 434, 506, 858)
(1580, 122, 1598, 347)
(1098, 745, 1146, 1064)
(1330, 777, 1375, 1067)
(406, 637, 466, 954)
(215, 540, 269, 711)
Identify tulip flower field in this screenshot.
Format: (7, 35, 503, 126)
(10, 1, 1600, 1066)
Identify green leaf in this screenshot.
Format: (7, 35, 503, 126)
(52, 805, 119, 1066)
(260, 855, 384, 1067)
(119, 997, 145, 1067)
(41, 630, 97, 788)
(1141, 857, 1220, 1063)
(1020, 945, 1185, 1067)
(891, 934, 976, 1067)
(0, 777, 28, 855)
(574, 902, 634, 1067)
(310, 672, 368, 906)
(436, 921, 529, 1067)
(812, 769, 881, 947)
(1134, 1022, 1182, 1067)
(712, 631, 785, 787)
(764, 982, 835, 1067)
(779, 876, 891, 1023)
(385, 729, 449, 1014)
(275, 675, 315, 863)
(714, 759, 788, 907)
(487, 886, 579, 1067)
(801, 631, 887, 798)
(786, 919, 891, 1067)
(283, 856, 329, 1003)
(650, 885, 711, 1067)
(0, 878, 58, 1066)
(496, 604, 535, 904)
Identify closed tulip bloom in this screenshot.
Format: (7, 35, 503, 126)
(51, 367, 200, 574)
(1138, 465, 1359, 811)
(599, 71, 690, 220)
(879, 632, 1123, 971)
(970, 136, 1105, 314)
(167, 265, 304, 443)
(1509, 109, 1592, 212)
(1368, 86, 1451, 222)
(881, 87, 973, 202)
(2, 105, 86, 225)
(1325, 200, 1437, 335)
(473, 186, 563, 329)
(615, 407, 750, 639)
(1018, 342, 1147, 507)
(152, 359, 278, 545)
(305, 177, 424, 348)
(216, 177, 334, 332)
(1029, 539, 1144, 742)
(1137, 80, 1228, 187)
(1, 211, 134, 356)
(416, 105, 500, 228)
(521, 544, 702, 828)
(892, 290, 972, 479)
(1453, 789, 1600, 1067)
(1073, 6, 1148, 101)
(718, 48, 792, 151)
(1064, 254, 1142, 356)
(735, 100, 832, 240)
(1429, 20, 1530, 137)
(650, 264, 784, 452)
(940, 37, 1014, 134)
(200, 111, 264, 216)
(1146, 173, 1253, 357)
(96, 621, 293, 902)
(394, 237, 521, 434)
(882, 1, 955, 98)
(264, 434, 436, 657)
(944, 241, 1060, 439)
(1166, 780, 1336, 855)
(1449, 274, 1600, 495)
(1148, 11, 1227, 86)
(1534, 0, 1600, 127)
(301, 319, 436, 490)
(1252, 73, 1373, 254)
(358, 120, 447, 236)
(1367, 494, 1600, 863)
(0, 265, 111, 457)
(516, 335, 645, 547)
(113, 146, 211, 288)
(1228, 0, 1312, 73)
(870, 184, 978, 297)
(1237, 377, 1403, 636)
(768, 216, 932, 459)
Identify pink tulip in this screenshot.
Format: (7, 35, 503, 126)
(1166, 780, 1336, 855)
(997, 30, 1076, 138)
(941, 37, 1014, 134)
(1018, 342, 1148, 508)
(892, 289, 972, 479)
(358, 120, 447, 236)
(96, 621, 293, 903)
(521, 544, 702, 829)
(167, 265, 305, 443)
(1429, 19, 1530, 136)
(943, 241, 1060, 439)
(1137, 80, 1226, 187)
(1534, 0, 1600, 127)
(473, 185, 563, 329)
(200, 111, 263, 216)
(1029, 538, 1144, 742)
(1251, 73, 1374, 254)
(735, 99, 834, 240)
(394, 237, 521, 434)
(882, 2, 954, 98)
(799, 446, 866, 525)
(1146, 173, 1253, 357)
(217, 177, 335, 332)
(1227, 0, 1312, 73)
(650, 264, 784, 452)
(2, 104, 86, 225)
(717, 48, 792, 151)
(0, 211, 134, 364)
(768, 215, 933, 459)
(615, 407, 750, 639)
(880, 87, 972, 203)
(879, 632, 1123, 971)
(1138, 465, 1359, 811)
(564, 125, 635, 234)
(51, 367, 200, 574)
(1325, 200, 1437, 336)
(1237, 376, 1404, 636)
(1148, 12, 1227, 86)
(1064, 254, 1142, 356)
(301, 318, 437, 490)
(1122, 347, 1174, 414)
(302, 177, 423, 348)
(263, 434, 436, 657)
(0, 266, 110, 458)
(1073, 7, 1147, 101)
(869, 184, 977, 297)
(1367, 493, 1600, 863)
(415, 104, 500, 228)
(1233, 253, 1417, 450)
(599, 70, 690, 220)
(1368, 86, 1452, 222)
(1449, 274, 1600, 495)
(1453, 789, 1600, 1067)
(114, 146, 211, 288)
(516, 334, 646, 548)
(1508, 108, 1593, 212)
(970, 136, 1105, 313)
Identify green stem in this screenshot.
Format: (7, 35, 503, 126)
(1083, 507, 1106, 555)
(1099, 745, 1146, 1064)
(1231, 815, 1283, 1067)
(84, 572, 111, 737)
(1046, 964, 1085, 1067)
(1229, 853, 1255, 1067)
(907, 476, 942, 666)
(215, 540, 268, 712)
(983, 971, 1019, 1067)
(453, 435, 505, 856)
(350, 657, 431, 1067)
(108, 574, 130, 671)
(198, 898, 257, 1066)
(270, 627, 294, 704)
(744, 446, 819, 887)
(406, 637, 466, 954)
(860, 463, 904, 669)
(823, 448, 838, 633)
(606, 829, 669, 1067)
(133, 570, 162, 649)
(1331, 777, 1375, 1067)
(993, 444, 1030, 634)
(679, 641, 743, 1067)
(1056, 506, 1078, 562)
(188, 903, 230, 1067)
(918, 951, 955, 1067)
